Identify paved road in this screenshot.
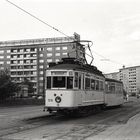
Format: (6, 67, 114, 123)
(0, 105, 48, 135)
(0, 97, 140, 140)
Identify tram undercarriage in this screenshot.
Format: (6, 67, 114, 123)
(44, 104, 106, 116)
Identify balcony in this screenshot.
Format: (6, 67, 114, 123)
(11, 57, 37, 60)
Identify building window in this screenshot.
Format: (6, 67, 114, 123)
(19, 60, 24, 64)
(62, 46, 67, 50)
(19, 49, 24, 53)
(7, 55, 10, 58)
(26, 54, 30, 58)
(55, 59, 59, 62)
(26, 49, 30, 52)
(32, 71, 37, 75)
(0, 56, 4, 59)
(31, 60, 37, 63)
(39, 77, 43, 80)
(39, 83, 43, 87)
(39, 60, 44, 63)
(32, 65, 37, 69)
(40, 54, 43, 57)
(40, 71, 43, 74)
(7, 61, 10, 64)
(39, 88, 43, 92)
(55, 47, 60, 50)
(55, 53, 60, 56)
(46, 47, 52, 51)
(19, 55, 24, 58)
(31, 54, 37, 57)
(26, 60, 30, 64)
(7, 50, 10, 53)
(39, 48, 44, 51)
(62, 52, 67, 56)
(13, 55, 17, 58)
(12, 60, 17, 64)
(31, 48, 35, 52)
(31, 77, 37, 81)
(47, 53, 52, 57)
(0, 50, 4, 54)
(47, 59, 52, 63)
(11, 49, 17, 53)
(39, 65, 43, 69)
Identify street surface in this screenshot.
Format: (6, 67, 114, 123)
(0, 97, 140, 140)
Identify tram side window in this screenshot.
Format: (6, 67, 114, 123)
(116, 84, 119, 94)
(67, 77, 73, 89)
(108, 83, 112, 93)
(82, 74, 85, 89)
(95, 80, 99, 90)
(108, 82, 115, 93)
(105, 83, 109, 93)
(118, 85, 123, 94)
(47, 77, 51, 89)
(110, 83, 115, 93)
(74, 72, 78, 88)
(85, 78, 90, 90)
(91, 79, 95, 90)
(99, 81, 104, 91)
(79, 74, 81, 89)
(53, 76, 66, 88)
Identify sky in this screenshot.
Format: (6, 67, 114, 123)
(0, 0, 140, 73)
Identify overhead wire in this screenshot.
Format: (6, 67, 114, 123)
(92, 50, 125, 66)
(5, 0, 94, 64)
(5, 0, 125, 67)
(5, 0, 75, 40)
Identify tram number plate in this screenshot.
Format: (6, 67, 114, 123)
(48, 99, 53, 102)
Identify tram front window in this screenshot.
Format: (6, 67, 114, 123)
(53, 76, 66, 88)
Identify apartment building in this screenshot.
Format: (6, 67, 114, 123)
(120, 66, 140, 95)
(0, 33, 85, 96)
(105, 66, 140, 95)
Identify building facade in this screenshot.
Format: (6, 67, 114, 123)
(120, 66, 140, 95)
(105, 66, 140, 95)
(0, 33, 85, 95)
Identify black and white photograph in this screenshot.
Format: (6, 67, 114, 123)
(0, 0, 140, 139)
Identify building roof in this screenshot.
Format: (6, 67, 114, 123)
(0, 37, 75, 47)
(120, 65, 140, 70)
(105, 78, 122, 84)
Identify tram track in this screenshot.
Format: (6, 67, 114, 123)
(0, 113, 59, 137)
(40, 103, 140, 140)
(1, 100, 140, 139)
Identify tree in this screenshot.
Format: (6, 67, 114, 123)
(22, 78, 34, 94)
(0, 69, 20, 100)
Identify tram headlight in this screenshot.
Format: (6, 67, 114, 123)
(55, 96, 61, 103)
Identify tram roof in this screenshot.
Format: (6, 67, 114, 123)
(47, 58, 104, 77)
(105, 78, 123, 84)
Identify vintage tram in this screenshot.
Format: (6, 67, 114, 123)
(44, 58, 124, 114)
